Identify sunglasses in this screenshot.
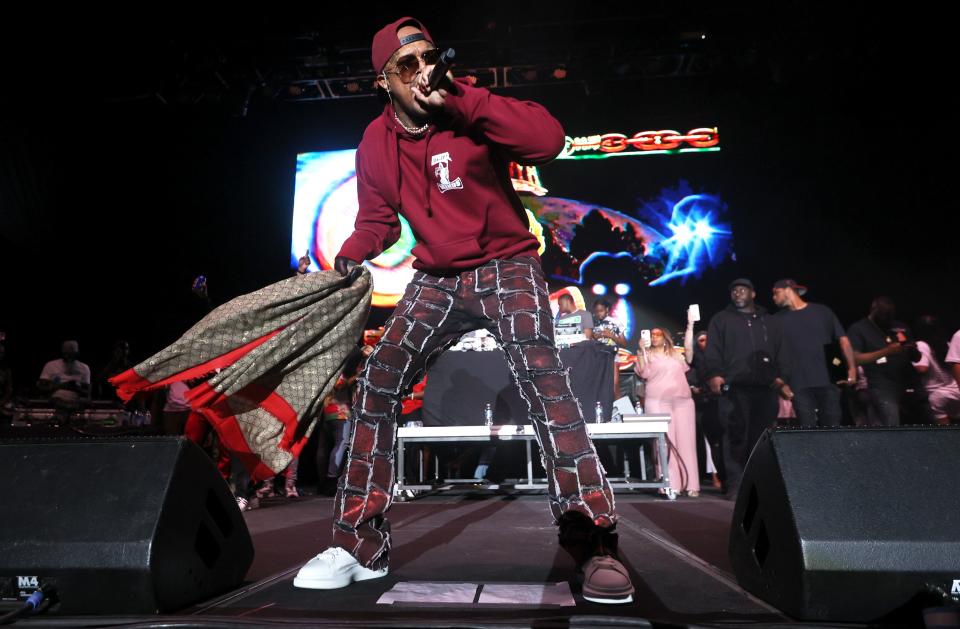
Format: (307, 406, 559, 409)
(384, 48, 442, 84)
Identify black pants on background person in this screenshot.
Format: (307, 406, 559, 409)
(718, 385, 779, 498)
(792, 385, 842, 427)
(697, 396, 725, 483)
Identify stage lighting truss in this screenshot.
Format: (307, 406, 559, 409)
(278, 63, 576, 102)
(273, 52, 722, 102)
(504, 64, 576, 87)
(280, 77, 380, 101)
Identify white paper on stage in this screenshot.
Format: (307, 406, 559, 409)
(376, 581, 479, 605)
(477, 582, 576, 606)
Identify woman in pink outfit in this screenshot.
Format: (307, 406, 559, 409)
(636, 325, 700, 496)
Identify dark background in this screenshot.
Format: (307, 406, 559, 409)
(1, 3, 955, 388)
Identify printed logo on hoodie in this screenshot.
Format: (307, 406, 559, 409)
(431, 152, 463, 193)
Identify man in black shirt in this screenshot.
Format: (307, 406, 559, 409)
(772, 279, 856, 427)
(846, 297, 919, 426)
(705, 278, 791, 499)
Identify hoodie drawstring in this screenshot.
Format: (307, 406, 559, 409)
(395, 131, 402, 215)
(423, 129, 433, 217)
(388, 103, 434, 217)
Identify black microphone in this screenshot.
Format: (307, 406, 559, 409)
(427, 48, 456, 91)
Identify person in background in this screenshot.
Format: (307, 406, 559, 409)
(772, 279, 856, 427)
(946, 328, 960, 390)
(0, 341, 13, 422)
(847, 297, 920, 426)
(704, 279, 791, 499)
(38, 340, 91, 409)
(593, 299, 629, 398)
(161, 381, 191, 435)
(912, 315, 960, 424)
(592, 300, 627, 348)
(636, 326, 699, 497)
(556, 294, 594, 341)
(96, 340, 133, 400)
(319, 343, 373, 496)
(687, 324, 724, 489)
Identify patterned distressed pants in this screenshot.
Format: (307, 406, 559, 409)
(331, 257, 617, 569)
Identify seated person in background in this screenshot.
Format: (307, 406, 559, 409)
(38, 340, 91, 408)
(555, 294, 593, 345)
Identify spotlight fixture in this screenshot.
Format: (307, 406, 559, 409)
(614, 283, 631, 296)
(592, 284, 607, 296)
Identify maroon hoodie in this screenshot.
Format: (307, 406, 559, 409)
(336, 79, 565, 274)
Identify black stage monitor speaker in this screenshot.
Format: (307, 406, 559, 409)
(0, 437, 254, 614)
(729, 426, 960, 622)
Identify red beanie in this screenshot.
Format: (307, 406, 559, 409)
(371, 17, 434, 73)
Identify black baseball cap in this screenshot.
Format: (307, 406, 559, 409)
(728, 278, 755, 292)
(773, 278, 808, 296)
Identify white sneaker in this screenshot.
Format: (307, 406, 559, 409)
(293, 547, 388, 589)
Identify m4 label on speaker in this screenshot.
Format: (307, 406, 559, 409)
(0, 575, 41, 602)
(952, 579, 960, 595)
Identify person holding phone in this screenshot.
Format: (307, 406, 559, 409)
(635, 326, 699, 497)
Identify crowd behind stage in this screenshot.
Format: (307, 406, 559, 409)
(2, 274, 958, 508)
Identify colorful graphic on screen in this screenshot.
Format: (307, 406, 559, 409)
(292, 150, 416, 307)
(520, 183, 730, 292)
(293, 144, 732, 308)
(292, 151, 545, 308)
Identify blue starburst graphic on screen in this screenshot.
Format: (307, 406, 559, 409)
(640, 183, 733, 285)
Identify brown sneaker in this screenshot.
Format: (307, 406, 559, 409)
(582, 555, 634, 604)
(558, 512, 635, 605)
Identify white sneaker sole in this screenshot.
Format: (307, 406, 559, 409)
(293, 565, 388, 590)
(583, 593, 634, 604)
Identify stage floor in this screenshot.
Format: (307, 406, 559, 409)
(183, 487, 796, 627)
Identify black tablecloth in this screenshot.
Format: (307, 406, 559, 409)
(423, 341, 615, 426)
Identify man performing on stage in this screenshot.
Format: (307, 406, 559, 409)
(293, 17, 634, 604)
